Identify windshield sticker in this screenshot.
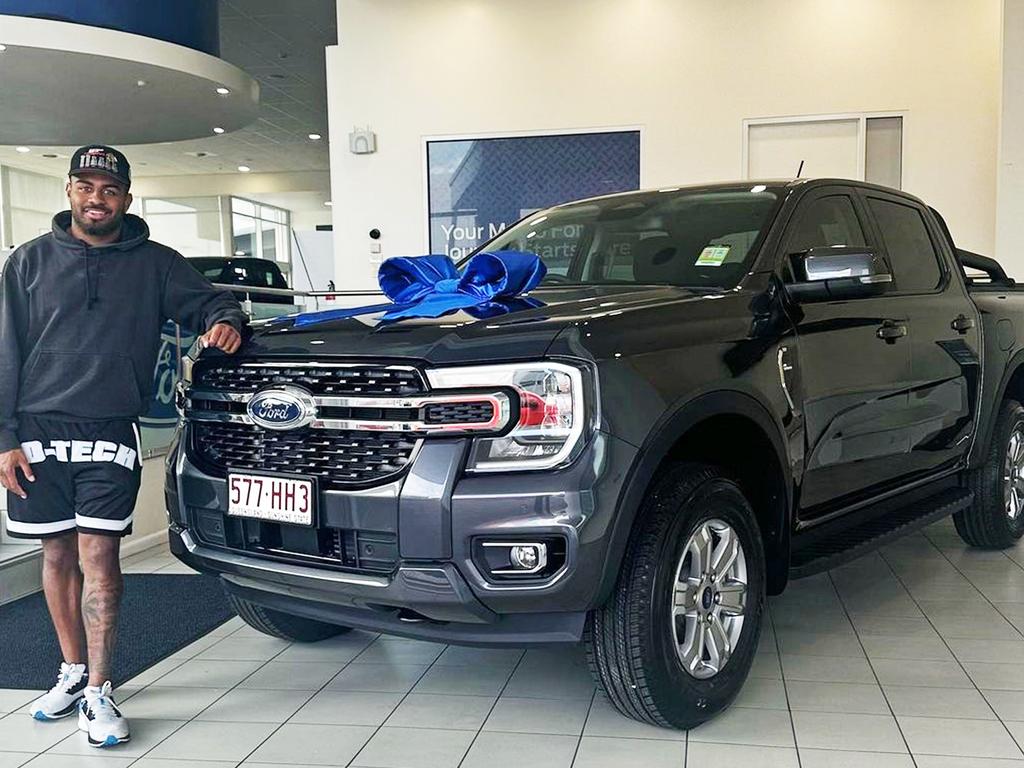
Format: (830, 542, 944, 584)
(696, 245, 730, 267)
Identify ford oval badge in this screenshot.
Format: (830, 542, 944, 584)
(247, 385, 316, 431)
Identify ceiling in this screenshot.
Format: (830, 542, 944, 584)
(0, 0, 336, 179)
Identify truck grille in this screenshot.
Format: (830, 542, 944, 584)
(194, 362, 425, 396)
(191, 422, 422, 487)
(189, 506, 398, 575)
(425, 400, 495, 424)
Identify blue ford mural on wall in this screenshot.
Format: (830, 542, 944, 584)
(139, 321, 195, 452)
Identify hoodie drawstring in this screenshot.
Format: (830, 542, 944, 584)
(83, 249, 96, 309)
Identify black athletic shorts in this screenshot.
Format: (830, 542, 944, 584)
(4, 416, 142, 539)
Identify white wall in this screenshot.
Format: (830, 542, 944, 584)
(292, 230, 336, 293)
(328, 0, 1002, 289)
(997, 0, 1024, 272)
(292, 209, 332, 231)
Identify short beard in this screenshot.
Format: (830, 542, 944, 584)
(71, 208, 123, 237)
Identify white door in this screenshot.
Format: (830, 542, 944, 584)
(747, 119, 861, 180)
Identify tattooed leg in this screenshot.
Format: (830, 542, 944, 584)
(41, 531, 87, 665)
(78, 533, 124, 686)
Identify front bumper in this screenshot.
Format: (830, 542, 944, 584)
(167, 424, 638, 645)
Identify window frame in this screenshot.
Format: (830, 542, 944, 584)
(777, 185, 883, 283)
(857, 188, 950, 297)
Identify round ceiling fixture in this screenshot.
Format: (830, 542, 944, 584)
(216, 86, 231, 95)
(237, 165, 251, 173)
(0, 16, 258, 144)
(213, 126, 225, 134)
(15, 146, 30, 153)
(308, 133, 322, 141)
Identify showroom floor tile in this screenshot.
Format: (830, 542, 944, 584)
(8, 517, 1024, 765)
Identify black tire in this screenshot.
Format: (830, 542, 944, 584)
(584, 462, 765, 730)
(955, 399, 1024, 549)
(226, 591, 351, 642)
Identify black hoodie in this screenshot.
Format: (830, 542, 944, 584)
(0, 211, 246, 452)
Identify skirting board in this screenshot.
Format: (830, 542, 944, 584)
(121, 530, 169, 560)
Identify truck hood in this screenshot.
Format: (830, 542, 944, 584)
(242, 284, 722, 364)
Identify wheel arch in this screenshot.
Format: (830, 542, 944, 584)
(596, 387, 793, 605)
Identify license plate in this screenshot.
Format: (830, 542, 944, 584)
(227, 473, 314, 526)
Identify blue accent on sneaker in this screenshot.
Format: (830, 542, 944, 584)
(32, 711, 47, 721)
(103, 735, 118, 746)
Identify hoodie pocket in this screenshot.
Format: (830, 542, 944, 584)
(22, 350, 143, 417)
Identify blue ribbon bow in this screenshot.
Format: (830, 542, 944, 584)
(291, 251, 547, 327)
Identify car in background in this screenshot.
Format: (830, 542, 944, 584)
(187, 256, 293, 306)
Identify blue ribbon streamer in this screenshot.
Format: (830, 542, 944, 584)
(288, 251, 547, 327)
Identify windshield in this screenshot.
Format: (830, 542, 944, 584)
(472, 187, 781, 288)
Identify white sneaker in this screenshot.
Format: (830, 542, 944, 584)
(27, 663, 88, 720)
(77, 681, 130, 747)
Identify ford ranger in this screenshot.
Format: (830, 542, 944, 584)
(166, 179, 1024, 729)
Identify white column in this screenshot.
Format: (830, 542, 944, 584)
(997, 0, 1024, 275)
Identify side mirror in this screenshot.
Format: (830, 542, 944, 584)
(786, 246, 893, 302)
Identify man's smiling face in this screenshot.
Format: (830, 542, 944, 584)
(66, 172, 133, 237)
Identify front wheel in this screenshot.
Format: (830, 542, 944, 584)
(226, 592, 351, 642)
(585, 463, 765, 730)
(956, 399, 1024, 549)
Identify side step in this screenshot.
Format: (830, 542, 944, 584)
(789, 487, 973, 579)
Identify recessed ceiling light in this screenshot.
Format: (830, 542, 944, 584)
(213, 127, 225, 134)
(237, 165, 251, 173)
(324, 201, 333, 206)
(308, 133, 322, 141)
(0, 45, 7, 52)
(215, 86, 231, 95)
(15, 146, 30, 153)
(234, 250, 245, 256)
(136, 79, 147, 88)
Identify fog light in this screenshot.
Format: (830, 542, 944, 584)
(510, 545, 542, 570)
(483, 544, 548, 573)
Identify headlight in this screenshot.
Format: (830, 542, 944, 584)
(426, 361, 589, 472)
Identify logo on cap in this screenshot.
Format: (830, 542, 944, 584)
(78, 148, 119, 174)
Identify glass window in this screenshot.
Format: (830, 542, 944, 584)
(144, 197, 220, 214)
(228, 199, 290, 271)
(232, 213, 256, 257)
(867, 197, 942, 292)
(145, 206, 223, 258)
(478, 188, 780, 288)
(788, 195, 866, 253)
(6, 168, 65, 248)
(232, 198, 257, 217)
(865, 117, 903, 190)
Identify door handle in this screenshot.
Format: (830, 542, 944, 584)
(951, 314, 975, 334)
(876, 321, 907, 343)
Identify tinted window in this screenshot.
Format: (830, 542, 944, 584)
(867, 198, 942, 292)
(788, 195, 866, 252)
(479, 189, 780, 289)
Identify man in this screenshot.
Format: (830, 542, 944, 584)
(0, 145, 246, 747)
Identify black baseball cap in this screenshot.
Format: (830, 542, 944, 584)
(68, 145, 131, 189)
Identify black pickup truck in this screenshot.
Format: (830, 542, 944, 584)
(167, 179, 1024, 729)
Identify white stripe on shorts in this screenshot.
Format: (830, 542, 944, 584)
(131, 423, 142, 469)
(4, 510, 76, 535)
(74, 513, 133, 532)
